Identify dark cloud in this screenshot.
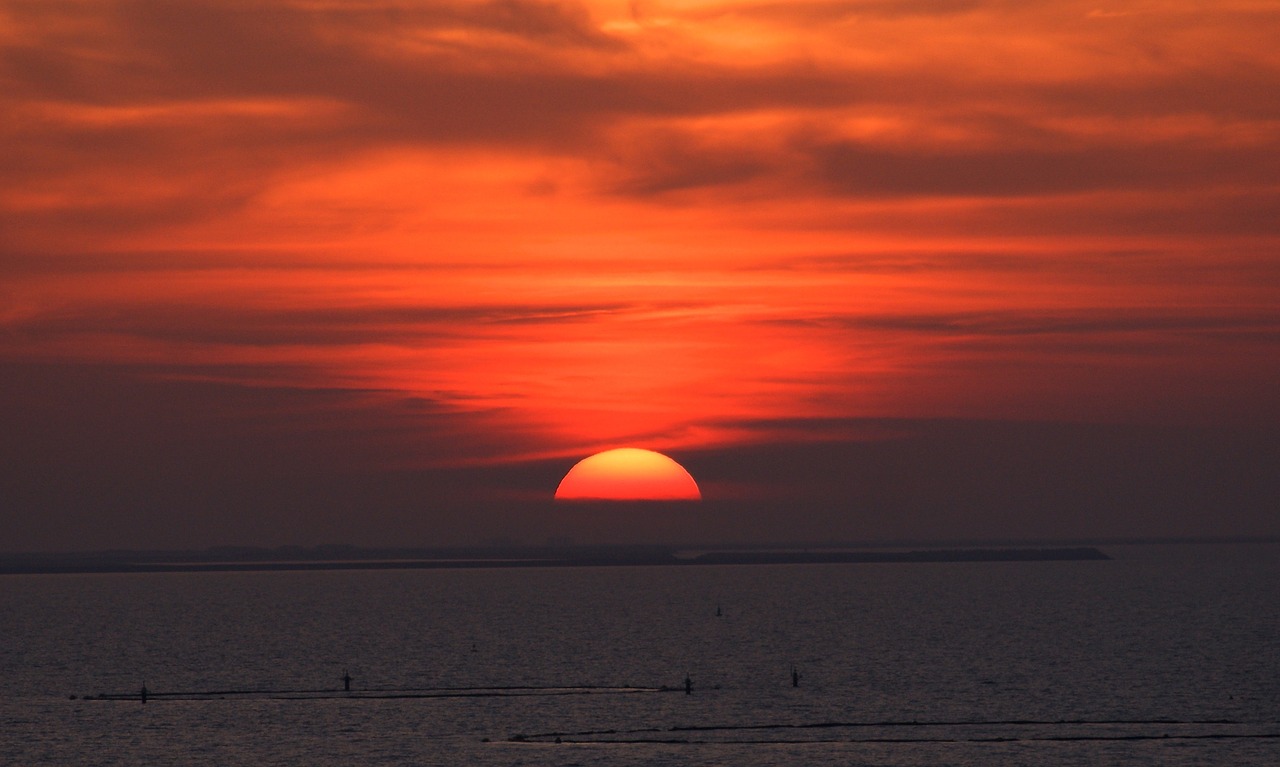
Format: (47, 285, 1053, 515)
(5, 0, 1279, 225)
(757, 249, 1203, 277)
(765, 308, 1280, 339)
(682, 419, 1280, 542)
(0, 362, 550, 550)
(3, 0, 839, 136)
(603, 132, 773, 195)
(994, 189, 1280, 238)
(1037, 62, 1280, 122)
(805, 138, 1280, 197)
(5, 301, 649, 347)
(716, 0, 987, 24)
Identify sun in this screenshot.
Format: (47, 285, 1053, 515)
(555, 448, 702, 501)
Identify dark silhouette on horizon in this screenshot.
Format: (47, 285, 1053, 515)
(0, 545, 1113, 575)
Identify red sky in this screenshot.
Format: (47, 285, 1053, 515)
(3, 0, 1278, 551)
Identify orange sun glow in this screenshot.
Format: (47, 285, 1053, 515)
(554, 448, 702, 501)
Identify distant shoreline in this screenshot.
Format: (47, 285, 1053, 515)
(0, 547, 1109, 575)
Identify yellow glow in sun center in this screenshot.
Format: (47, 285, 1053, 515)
(555, 448, 702, 501)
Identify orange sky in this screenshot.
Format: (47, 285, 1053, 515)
(3, 1, 1278, 549)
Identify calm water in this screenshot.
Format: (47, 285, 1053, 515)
(2, 544, 1278, 766)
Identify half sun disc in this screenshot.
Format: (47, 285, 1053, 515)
(555, 448, 701, 501)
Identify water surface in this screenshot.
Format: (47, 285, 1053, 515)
(3, 543, 1277, 765)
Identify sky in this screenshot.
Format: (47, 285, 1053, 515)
(2, 0, 1278, 552)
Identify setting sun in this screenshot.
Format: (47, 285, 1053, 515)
(555, 448, 702, 501)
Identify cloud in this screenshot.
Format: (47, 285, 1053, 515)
(5, 300, 647, 347)
(679, 418, 1280, 541)
(0, 360, 570, 549)
(717, 0, 988, 24)
(766, 308, 1280, 339)
(5, 0, 1279, 240)
(804, 137, 1280, 197)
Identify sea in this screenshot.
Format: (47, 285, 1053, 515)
(2, 543, 1277, 766)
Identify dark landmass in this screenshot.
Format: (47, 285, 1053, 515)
(686, 548, 1109, 565)
(0, 544, 1108, 575)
